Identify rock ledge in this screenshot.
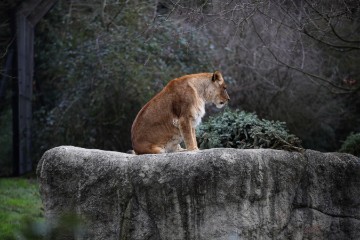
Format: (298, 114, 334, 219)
(37, 146, 360, 240)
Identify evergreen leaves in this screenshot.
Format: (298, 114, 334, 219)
(196, 109, 303, 151)
(339, 133, 360, 157)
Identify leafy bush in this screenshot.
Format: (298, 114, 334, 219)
(196, 108, 303, 151)
(339, 132, 360, 157)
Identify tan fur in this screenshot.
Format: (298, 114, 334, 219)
(131, 71, 230, 154)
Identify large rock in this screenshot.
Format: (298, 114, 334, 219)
(37, 146, 360, 240)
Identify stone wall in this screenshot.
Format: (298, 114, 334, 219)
(37, 146, 360, 239)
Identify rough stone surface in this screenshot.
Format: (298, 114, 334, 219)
(37, 146, 360, 240)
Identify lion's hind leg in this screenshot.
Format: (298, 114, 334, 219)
(133, 143, 165, 154)
(145, 145, 165, 154)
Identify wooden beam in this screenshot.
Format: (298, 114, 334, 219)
(29, 0, 59, 25)
(17, 0, 43, 17)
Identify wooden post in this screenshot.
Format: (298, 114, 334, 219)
(13, 12, 34, 175)
(12, 0, 58, 175)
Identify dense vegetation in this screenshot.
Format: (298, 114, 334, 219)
(0, 0, 359, 172)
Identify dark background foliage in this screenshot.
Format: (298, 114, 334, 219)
(0, 0, 359, 173)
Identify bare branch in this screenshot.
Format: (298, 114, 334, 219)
(250, 16, 352, 93)
(329, 23, 360, 44)
(303, 0, 360, 47)
(258, 1, 360, 51)
(0, 37, 14, 59)
(302, 28, 360, 51)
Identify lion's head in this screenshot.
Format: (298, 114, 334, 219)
(206, 71, 230, 108)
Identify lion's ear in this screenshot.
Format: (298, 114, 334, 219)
(212, 71, 222, 82)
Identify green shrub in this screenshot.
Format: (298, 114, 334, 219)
(339, 132, 360, 157)
(196, 108, 303, 151)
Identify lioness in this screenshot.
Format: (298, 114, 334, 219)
(131, 71, 230, 154)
